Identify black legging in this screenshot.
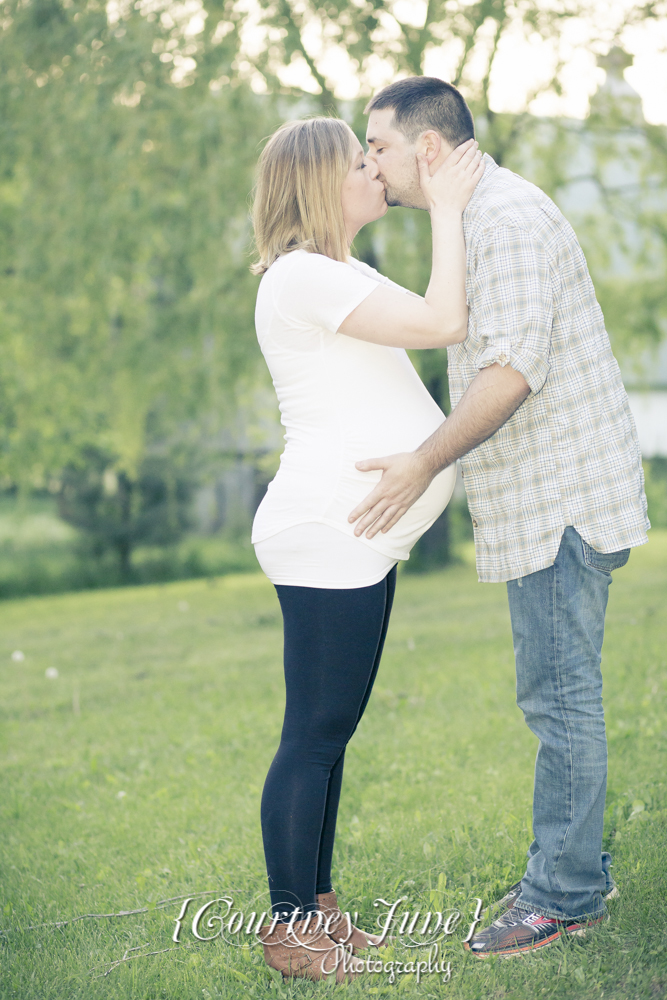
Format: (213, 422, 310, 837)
(261, 566, 397, 920)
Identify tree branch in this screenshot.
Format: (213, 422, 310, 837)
(277, 0, 337, 109)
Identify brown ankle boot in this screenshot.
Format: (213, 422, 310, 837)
(258, 915, 359, 982)
(316, 890, 387, 953)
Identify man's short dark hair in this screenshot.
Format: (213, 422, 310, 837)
(365, 77, 475, 148)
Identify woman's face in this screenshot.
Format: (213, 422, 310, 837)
(341, 137, 388, 244)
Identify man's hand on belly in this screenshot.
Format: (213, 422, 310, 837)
(348, 452, 436, 538)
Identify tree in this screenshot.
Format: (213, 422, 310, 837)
(0, 0, 273, 496)
(58, 448, 193, 577)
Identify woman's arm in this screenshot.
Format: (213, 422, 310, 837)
(338, 140, 483, 349)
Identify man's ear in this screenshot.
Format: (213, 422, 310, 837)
(416, 129, 442, 165)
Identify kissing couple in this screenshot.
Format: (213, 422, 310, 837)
(247, 76, 648, 979)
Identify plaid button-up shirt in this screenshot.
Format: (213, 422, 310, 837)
(449, 155, 649, 583)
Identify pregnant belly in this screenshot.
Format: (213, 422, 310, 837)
(252, 426, 456, 560)
(322, 462, 457, 561)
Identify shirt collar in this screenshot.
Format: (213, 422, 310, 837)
(464, 152, 499, 216)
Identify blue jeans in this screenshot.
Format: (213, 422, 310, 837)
(507, 527, 629, 920)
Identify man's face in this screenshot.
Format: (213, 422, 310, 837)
(365, 108, 427, 210)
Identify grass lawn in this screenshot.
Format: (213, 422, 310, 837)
(1, 533, 665, 999)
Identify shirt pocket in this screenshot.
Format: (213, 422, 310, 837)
(581, 538, 630, 575)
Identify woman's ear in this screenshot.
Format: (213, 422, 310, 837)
(416, 130, 442, 165)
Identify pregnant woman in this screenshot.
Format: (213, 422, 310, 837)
(251, 116, 482, 982)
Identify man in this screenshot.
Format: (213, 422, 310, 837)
(349, 76, 649, 957)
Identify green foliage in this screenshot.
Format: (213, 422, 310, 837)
(0, 0, 273, 488)
(644, 458, 667, 529)
(58, 449, 193, 575)
(1, 533, 666, 997)
(0, 492, 259, 597)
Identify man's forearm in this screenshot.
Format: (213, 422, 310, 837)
(419, 362, 531, 472)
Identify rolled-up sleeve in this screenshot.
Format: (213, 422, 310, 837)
(469, 225, 553, 394)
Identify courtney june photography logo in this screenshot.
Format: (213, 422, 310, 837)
(10, 889, 485, 982)
(167, 892, 485, 983)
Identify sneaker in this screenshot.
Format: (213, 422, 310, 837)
(487, 878, 619, 921)
(464, 907, 606, 959)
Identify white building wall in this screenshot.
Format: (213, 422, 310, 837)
(627, 392, 667, 458)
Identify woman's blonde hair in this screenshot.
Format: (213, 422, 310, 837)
(251, 117, 355, 276)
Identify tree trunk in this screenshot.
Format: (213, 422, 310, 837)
(117, 537, 133, 580)
(406, 367, 452, 572)
(116, 472, 134, 580)
(407, 507, 451, 573)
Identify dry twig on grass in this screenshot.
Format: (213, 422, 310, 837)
(89, 943, 194, 978)
(0, 890, 220, 935)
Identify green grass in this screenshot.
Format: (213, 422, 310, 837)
(1, 533, 666, 999)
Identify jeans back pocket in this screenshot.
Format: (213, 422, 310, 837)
(581, 538, 630, 575)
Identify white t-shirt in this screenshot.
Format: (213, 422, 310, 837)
(252, 250, 457, 584)
(254, 522, 397, 589)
